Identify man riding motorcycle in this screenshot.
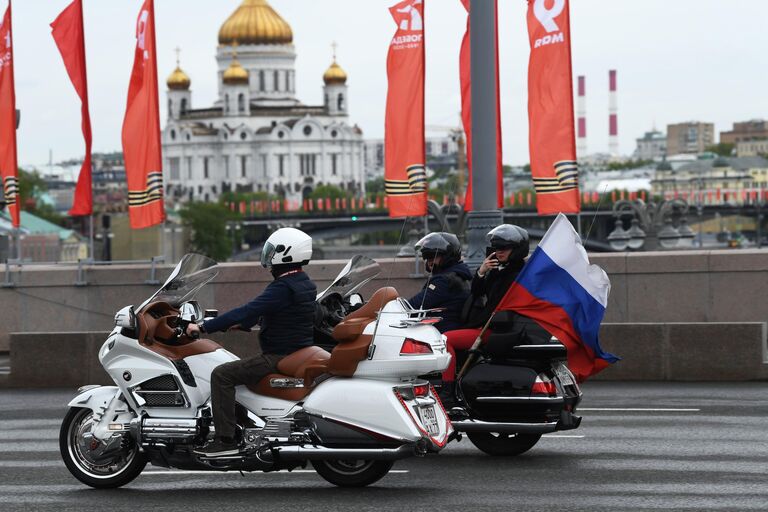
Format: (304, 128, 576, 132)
(409, 232, 472, 333)
(185, 227, 317, 457)
(440, 224, 529, 406)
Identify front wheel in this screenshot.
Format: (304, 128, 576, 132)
(60, 407, 147, 488)
(312, 459, 393, 487)
(467, 432, 542, 456)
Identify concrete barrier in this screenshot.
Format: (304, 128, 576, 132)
(4, 322, 766, 388)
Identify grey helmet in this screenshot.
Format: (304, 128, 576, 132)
(415, 232, 462, 268)
(486, 224, 529, 261)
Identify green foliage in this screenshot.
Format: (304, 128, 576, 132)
(365, 177, 385, 195)
(18, 168, 63, 225)
(308, 184, 351, 200)
(179, 201, 235, 261)
(602, 159, 653, 171)
(705, 143, 735, 157)
(219, 190, 272, 204)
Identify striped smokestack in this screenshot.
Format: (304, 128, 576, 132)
(608, 69, 619, 156)
(577, 75, 587, 157)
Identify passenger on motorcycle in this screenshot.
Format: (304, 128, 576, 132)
(409, 232, 472, 333)
(439, 224, 529, 405)
(185, 227, 317, 457)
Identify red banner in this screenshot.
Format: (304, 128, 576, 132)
(0, 3, 19, 227)
(51, 0, 93, 217)
(384, 0, 427, 218)
(460, 0, 503, 211)
(527, 0, 580, 214)
(121, 0, 164, 229)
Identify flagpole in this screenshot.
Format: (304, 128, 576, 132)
(89, 213, 94, 259)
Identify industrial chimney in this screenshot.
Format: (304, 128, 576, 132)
(577, 75, 587, 157)
(608, 69, 619, 156)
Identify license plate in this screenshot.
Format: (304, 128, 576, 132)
(554, 363, 575, 386)
(418, 405, 440, 436)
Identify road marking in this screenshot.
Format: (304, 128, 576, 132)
(542, 434, 584, 438)
(142, 469, 410, 476)
(579, 408, 700, 412)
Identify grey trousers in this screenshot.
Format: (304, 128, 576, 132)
(209, 353, 285, 440)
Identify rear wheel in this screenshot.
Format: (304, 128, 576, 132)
(467, 432, 541, 456)
(312, 459, 393, 487)
(60, 407, 147, 488)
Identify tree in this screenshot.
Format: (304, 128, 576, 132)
(705, 143, 735, 157)
(308, 184, 351, 200)
(179, 201, 235, 261)
(18, 168, 63, 225)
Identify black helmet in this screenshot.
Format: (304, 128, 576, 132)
(415, 232, 462, 268)
(486, 224, 529, 260)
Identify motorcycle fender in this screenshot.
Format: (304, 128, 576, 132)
(303, 379, 424, 443)
(67, 386, 121, 411)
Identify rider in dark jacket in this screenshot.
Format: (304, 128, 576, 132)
(440, 224, 530, 406)
(186, 227, 316, 457)
(409, 232, 471, 333)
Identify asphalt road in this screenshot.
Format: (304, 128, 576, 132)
(1, 382, 767, 512)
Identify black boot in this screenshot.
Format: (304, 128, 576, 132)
(438, 381, 458, 409)
(194, 437, 239, 457)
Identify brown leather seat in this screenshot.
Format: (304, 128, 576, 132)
(248, 346, 331, 401)
(137, 301, 223, 361)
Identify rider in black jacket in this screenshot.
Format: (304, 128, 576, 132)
(409, 232, 472, 333)
(440, 224, 529, 405)
(186, 227, 316, 457)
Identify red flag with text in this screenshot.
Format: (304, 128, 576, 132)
(121, 0, 164, 229)
(384, 0, 427, 218)
(51, 0, 93, 217)
(0, 3, 20, 227)
(459, 0, 503, 211)
(527, 0, 580, 214)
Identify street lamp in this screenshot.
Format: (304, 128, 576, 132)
(608, 198, 692, 251)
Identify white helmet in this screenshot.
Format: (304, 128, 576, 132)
(260, 227, 313, 268)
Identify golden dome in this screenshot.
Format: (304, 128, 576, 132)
(323, 60, 347, 85)
(167, 66, 191, 90)
(223, 58, 249, 85)
(218, 0, 293, 46)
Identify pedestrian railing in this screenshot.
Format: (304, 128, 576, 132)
(2, 256, 166, 288)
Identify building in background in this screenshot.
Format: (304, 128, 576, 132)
(652, 156, 768, 201)
(720, 119, 768, 145)
(666, 122, 715, 155)
(162, 0, 365, 205)
(736, 139, 768, 157)
(633, 129, 667, 160)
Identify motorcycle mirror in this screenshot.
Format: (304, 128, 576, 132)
(348, 293, 364, 307)
(179, 302, 199, 322)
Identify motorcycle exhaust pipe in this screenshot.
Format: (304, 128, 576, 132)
(274, 444, 416, 461)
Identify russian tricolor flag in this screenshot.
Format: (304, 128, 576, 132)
(497, 213, 619, 381)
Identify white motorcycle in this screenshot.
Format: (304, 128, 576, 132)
(60, 254, 453, 488)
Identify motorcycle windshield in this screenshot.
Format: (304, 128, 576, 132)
(138, 253, 219, 311)
(316, 255, 381, 301)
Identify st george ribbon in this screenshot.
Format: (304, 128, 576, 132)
(527, 0, 580, 214)
(122, 0, 165, 229)
(51, 0, 93, 217)
(0, 1, 20, 227)
(384, 0, 427, 218)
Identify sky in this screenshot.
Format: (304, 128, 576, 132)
(7, 0, 768, 168)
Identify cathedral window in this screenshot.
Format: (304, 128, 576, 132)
(225, 94, 229, 114)
(337, 94, 345, 111)
(168, 99, 172, 116)
(186, 157, 193, 179)
(241, 155, 247, 178)
(240, 132, 247, 141)
(274, 70, 279, 91)
(331, 130, 338, 138)
(331, 154, 338, 175)
(259, 71, 265, 92)
(278, 155, 285, 177)
(238, 93, 245, 113)
(285, 72, 290, 92)
(203, 157, 209, 179)
(224, 155, 230, 178)
(303, 125, 312, 137)
(169, 158, 180, 181)
(325, 94, 329, 108)
(170, 129, 176, 141)
(180, 98, 188, 115)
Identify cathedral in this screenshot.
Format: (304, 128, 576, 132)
(162, 0, 365, 205)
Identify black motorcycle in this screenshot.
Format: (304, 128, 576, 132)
(444, 311, 582, 455)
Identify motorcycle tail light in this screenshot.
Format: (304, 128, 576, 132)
(413, 384, 429, 397)
(531, 375, 557, 396)
(400, 338, 433, 355)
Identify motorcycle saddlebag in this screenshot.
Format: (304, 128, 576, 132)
(484, 311, 554, 359)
